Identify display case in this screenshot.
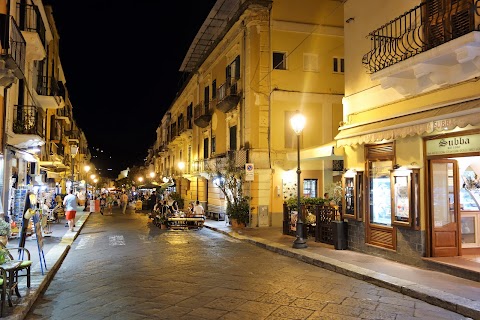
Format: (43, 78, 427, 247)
(391, 168, 420, 228)
(460, 188, 480, 248)
(342, 170, 364, 221)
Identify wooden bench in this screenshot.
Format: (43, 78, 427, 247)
(167, 216, 206, 230)
(207, 204, 226, 221)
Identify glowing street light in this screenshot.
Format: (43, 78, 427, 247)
(290, 111, 307, 249)
(178, 161, 185, 170)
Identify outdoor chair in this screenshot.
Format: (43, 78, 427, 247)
(0, 267, 6, 317)
(0, 243, 31, 288)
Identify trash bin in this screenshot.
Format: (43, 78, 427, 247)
(332, 220, 348, 250)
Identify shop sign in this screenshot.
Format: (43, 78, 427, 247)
(426, 134, 480, 156)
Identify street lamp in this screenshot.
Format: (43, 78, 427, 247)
(70, 144, 79, 187)
(290, 111, 307, 249)
(84, 165, 91, 178)
(178, 161, 185, 171)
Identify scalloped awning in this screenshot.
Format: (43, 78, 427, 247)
(335, 99, 480, 147)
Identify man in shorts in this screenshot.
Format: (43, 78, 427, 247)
(63, 189, 78, 232)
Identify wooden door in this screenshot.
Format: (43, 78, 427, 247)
(430, 159, 461, 257)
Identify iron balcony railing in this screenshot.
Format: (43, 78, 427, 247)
(16, 3, 46, 49)
(13, 104, 44, 136)
(362, 0, 479, 73)
(193, 100, 210, 119)
(36, 75, 60, 97)
(0, 14, 26, 77)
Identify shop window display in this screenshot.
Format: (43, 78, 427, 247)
(369, 161, 392, 226)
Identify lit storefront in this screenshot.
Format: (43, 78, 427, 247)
(336, 99, 480, 262)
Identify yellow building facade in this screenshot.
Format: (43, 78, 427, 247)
(339, 0, 480, 264)
(153, 0, 344, 228)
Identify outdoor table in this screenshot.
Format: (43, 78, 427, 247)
(0, 260, 22, 306)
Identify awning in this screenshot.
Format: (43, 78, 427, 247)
(286, 141, 343, 161)
(335, 98, 480, 147)
(39, 161, 69, 172)
(46, 171, 62, 179)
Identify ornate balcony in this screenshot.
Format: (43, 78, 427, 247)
(193, 100, 214, 128)
(35, 75, 64, 109)
(216, 79, 241, 113)
(194, 149, 249, 175)
(10, 104, 45, 148)
(362, 0, 480, 96)
(0, 14, 26, 86)
(16, 3, 46, 61)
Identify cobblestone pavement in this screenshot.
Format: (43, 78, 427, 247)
(24, 208, 471, 320)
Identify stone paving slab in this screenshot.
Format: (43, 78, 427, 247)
(2, 215, 480, 319)
(203, 221, 480, 319)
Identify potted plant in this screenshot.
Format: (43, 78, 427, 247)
(155, 214, 168, 229)
(0, 213, 11, 246)
(227, 196, 251, 227)
(0, 249, 8, 264)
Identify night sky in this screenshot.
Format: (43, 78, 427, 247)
(43, 1, 217, 178)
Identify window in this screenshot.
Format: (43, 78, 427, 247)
(229, 126, 237, 151)
(211, 136, 216, 154)
(369, 160, 393, 226)
(204, 86, 210, 113)
(273, 52, 287, 70)
(226, 56, 241, 85)
(303, 179, 317, 198)
(333, 57, 345, 73)
(366, 143, 395, 227)
(303, 53, 319, 72)
(203, 138, 209, 159)
(187, 103, 193, 129)
(212, 79, 217, 99)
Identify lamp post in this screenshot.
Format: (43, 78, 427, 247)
(70, 144, 79, 188)
(84, 165, 91, 181)
(291, 111, 307, 249)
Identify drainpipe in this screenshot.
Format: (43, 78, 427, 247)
(242, 22, 246, 149)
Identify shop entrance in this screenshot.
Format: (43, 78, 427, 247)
(429, 156, 480, 257)
(429, 159, 460, 257)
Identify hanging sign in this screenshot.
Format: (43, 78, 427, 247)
(245, 163, 254, 181)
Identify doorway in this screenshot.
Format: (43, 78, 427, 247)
(429, 156, 480, 257)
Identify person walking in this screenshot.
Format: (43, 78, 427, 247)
(63, 189, 78, 232)
(106, 193, 114, 215)
(99, 193, 106, 215)
(120, 192, 129, 214)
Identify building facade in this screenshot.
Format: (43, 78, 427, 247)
(0, 0, 91, 228)
(151, 0, 345, 227)
(339, 0, 480, 265)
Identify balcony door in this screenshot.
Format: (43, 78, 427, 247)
(424, 0, 472, 49)
(430, 159, 461, 257)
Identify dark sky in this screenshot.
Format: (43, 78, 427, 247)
(43, 1, 217, 178)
